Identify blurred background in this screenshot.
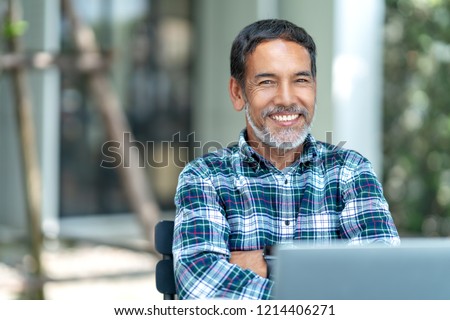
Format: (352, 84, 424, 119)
(0, 0, 449, 300)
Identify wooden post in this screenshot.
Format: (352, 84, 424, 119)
(5, 0, 45, 299)
(61, 0, 161, 252)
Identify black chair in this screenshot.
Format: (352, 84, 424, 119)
(154, 220, 177, 300)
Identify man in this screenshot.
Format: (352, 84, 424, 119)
(172, 19, 399, 300)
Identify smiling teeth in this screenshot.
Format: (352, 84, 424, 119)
(272, 114, 299, 121)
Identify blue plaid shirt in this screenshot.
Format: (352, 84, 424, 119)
(173, 130, 400, 300)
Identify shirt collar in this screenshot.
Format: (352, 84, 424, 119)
(298, 134, 318, 164)
(238, 129, 256, 160)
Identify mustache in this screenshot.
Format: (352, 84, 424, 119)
(261, 104, 310, 118)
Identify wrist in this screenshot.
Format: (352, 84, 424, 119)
(263, 245, 275, 279)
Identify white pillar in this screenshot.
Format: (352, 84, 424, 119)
(0, 0, 61, 239)
(332, 0, 385, 176)
(24, 0, 61, 237)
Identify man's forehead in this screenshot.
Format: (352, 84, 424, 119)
(250, 39, 307, 54)
(245, 40, 312, 73)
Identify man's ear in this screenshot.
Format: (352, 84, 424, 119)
(229, 77, 246, 112)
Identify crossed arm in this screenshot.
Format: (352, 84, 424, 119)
(230, 250, 267, 278)
(172, 211, 273, 300)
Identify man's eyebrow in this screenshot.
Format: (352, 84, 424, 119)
(254, 71, 313, 78)
(295, 71, 313, 77)
(254, 72, 276, 78)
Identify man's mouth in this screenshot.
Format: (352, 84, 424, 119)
(270, 113, 300, 122)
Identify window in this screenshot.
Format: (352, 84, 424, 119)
(59, 0, 194, 217)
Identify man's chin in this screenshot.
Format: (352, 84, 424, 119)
(262, 136, 305, 151)
(267, 130, 309, 151)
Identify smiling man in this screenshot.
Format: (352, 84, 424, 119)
(230, 38, 316, 169)
(172, 19, 400, 300)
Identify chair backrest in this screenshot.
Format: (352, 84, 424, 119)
(154, 220, 177, 300)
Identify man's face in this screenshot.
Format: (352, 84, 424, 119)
(242, 39, 316, 150)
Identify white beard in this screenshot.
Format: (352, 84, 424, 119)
(245, 103, 312, 151)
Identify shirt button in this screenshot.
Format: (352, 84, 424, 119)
(285, 220, 290, 226)
(284, 179, 288, 184)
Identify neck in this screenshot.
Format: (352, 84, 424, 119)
(248, 137, 303, 170)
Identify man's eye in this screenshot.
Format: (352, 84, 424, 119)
(296, 78, 308, 83)
(259, 80, 274, 85)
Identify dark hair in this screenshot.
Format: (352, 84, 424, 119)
(230, 19, 317, 87)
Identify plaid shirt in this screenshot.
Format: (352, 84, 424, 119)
(173, 130, 400, 300)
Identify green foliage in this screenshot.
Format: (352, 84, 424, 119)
(383, 0, 450, 236)
(2, 19, 28, 38)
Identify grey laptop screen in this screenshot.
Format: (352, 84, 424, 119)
(272, 239, 450, 300)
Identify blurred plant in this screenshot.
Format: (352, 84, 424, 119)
(2, 18, 27, 38)
(383, 0, 450, 236)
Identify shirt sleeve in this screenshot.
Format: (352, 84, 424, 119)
(339, 155, 400, 245)
(172, 162, 273, 300)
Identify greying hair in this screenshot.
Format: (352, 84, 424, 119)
(230, 19, 317, 87)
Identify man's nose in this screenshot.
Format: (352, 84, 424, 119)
(274, 81, 296, 107)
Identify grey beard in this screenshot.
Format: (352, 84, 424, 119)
(245, 103, 312, 151)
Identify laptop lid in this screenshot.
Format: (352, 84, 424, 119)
(272, 238, 450, 300)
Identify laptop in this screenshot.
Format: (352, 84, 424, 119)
(272, 238, 450, 300)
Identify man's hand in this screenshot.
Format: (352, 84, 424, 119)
(230, 250, 267, 278)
